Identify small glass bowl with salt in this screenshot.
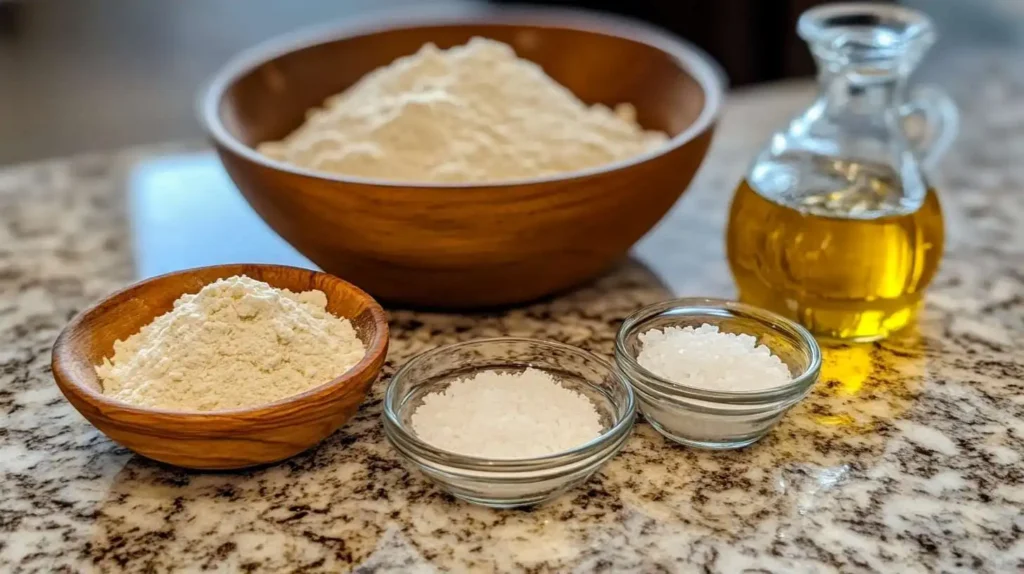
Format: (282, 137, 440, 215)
(383, 338, 635, 509)
(615, 298, 821, 449)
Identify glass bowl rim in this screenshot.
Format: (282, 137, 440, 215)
(614, 297, 822, 403)
(383, 336, 636, 471)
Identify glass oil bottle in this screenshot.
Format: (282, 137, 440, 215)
(727, 4, 958, 342)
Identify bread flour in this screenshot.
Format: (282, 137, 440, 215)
(258, 37, 668, 183)
(95, 275, 366, 412)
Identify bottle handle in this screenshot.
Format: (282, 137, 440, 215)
(901, 85, 959, 172)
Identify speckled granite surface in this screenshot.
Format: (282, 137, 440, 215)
(2, 60, 1024, 572)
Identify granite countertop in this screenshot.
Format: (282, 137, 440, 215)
(2, 57, 1023, 573)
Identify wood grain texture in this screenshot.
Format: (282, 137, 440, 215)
(50, 264, 389, 470)
(200, 9, 724, 308)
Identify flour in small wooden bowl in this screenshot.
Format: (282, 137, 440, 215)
(95, 276, 365, 412)
(258, 37, 669, 183)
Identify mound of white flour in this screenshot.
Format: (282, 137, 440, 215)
(96, 276, 365, 412)
(258, 37, 668, 183)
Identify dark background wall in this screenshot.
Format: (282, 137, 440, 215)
(0, 0, 1020, 165)
(491, 0, 834, 86)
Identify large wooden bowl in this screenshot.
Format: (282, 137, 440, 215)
(199, 7, 724, 308)
(51, 264, 389, 470)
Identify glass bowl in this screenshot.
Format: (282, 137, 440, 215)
(383, 338, 635, 508)
(614, 298, 821, 449)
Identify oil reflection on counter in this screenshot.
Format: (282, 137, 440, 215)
(607, 328, 934, 554)
(808, 331, 928, 432)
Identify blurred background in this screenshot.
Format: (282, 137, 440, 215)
(0, 0, 1021, 165)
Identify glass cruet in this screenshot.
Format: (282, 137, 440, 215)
(726, 3, 959, 342)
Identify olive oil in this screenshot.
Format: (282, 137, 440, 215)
(725, 3, 957, 341)
(726, 158, 944, 342)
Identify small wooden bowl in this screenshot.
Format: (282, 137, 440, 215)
(51, 264, 389, 470)
(199, 7, 724, 308)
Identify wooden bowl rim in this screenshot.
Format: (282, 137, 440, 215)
(51, 263, 390, 421)
(197, 4, 726, 190)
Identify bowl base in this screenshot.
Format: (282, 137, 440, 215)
(448, 493, 555, 510)
(647, 419, 766, 450)
(437, 480, 585, 509)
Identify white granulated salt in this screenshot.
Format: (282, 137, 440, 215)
(95, 275, 366, 411)
(258, 37, 668, 183)
(409, 367, 603, 459)
(637, 324, 791, 392)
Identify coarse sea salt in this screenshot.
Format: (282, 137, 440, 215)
(637, 324, 791, 392)
(410, 367, 603, 459)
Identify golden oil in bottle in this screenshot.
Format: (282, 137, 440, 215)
(726, 157, 944, 342)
